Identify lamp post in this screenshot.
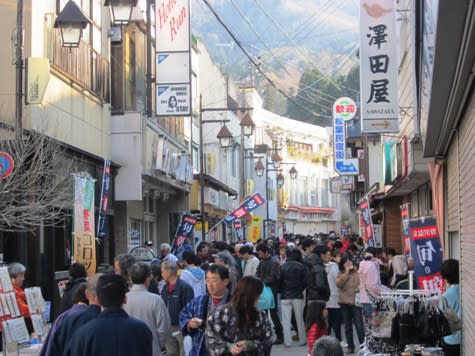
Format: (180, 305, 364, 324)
(254, 154, 297, 239)
(199, 95, 253, 242)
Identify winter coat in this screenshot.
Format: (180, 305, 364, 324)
(326, 261, 340, 308)
(65, 307, 152, 356)
(358, 259, 381, 303)
(58, 277, 87, 314)
(306, 254, 330, 302)
(161, 279, 194, 326)
(205, 304, 273, 356)
(256, 256, 281, 292)
(279, 259, 307, 299)
(123, 285, 171, 356)
(179, 292, 231, 356)
(336, 269, 360, 305)
(180, 267, 206, 297)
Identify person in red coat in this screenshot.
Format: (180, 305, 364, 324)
(306, 301, 328, 356)
(8, 262, 31, 318)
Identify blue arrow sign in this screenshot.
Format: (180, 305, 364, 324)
(335, 160, 359, 174)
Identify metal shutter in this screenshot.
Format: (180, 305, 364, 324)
(459, 97, 475, 356)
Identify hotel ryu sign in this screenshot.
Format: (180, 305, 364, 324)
(156, 0, 191, 116)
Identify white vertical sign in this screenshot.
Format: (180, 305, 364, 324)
(156, 0, 191, 116)
(360, 0, 399, 133)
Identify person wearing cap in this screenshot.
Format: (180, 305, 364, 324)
(160, 243, 178, 263)
(358, 246, 382, 323)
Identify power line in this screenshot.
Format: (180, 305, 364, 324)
(200, 0, 328, 121)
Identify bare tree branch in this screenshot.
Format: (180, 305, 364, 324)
(0, 128, 86, 232)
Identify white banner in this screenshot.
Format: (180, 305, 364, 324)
(73, 175, 96, 275)
(359, 0, 399, 133)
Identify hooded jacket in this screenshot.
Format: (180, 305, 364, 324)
(180, 267, 206, 297)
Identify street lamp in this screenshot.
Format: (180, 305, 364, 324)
(216, 124, 234, 148)
(104, 0, 138, 25)
(199, 95, 253, 242)
(54, 1, 91, 48)
(240, 112, 255, 137)
(254, 153, 297, 239)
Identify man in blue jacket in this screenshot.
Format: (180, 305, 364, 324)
(179, 264, 231, 356)
(65, 274, 152, 356)
(161, 260, 194, 356)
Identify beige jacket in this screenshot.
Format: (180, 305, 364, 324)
(336, 269, 360, 305)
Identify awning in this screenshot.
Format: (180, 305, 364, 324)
(193, 173, 238, 196)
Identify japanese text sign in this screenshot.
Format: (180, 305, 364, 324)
(359, 0, 399, 133)
(171, 214, 197, 255)
(359, 198, 375, 246)
(408, 216, 444, 292)
(333, 98, 359, 175)
(224, 193, 265, 223)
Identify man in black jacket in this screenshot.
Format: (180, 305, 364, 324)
(256, 243, 284, 344)
(280, 248, 307, 346)
(306, 245, 331, 303)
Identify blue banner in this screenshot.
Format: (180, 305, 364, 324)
(408, 216, 444, 292)
(97, 159, 111, 238)
(171, 214, 197, 257)
(233, 219, 243, 241)
(224, 193, 265, 223)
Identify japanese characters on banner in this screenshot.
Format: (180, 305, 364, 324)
(401, 203, 411, 255)
(171, 214, 197, 256)
(408, 217, 444, 292)
(156, 0, 191, 116)
(97, 159, 111, 239)
(359, 0, 399, 133)
(233, 219, 243, 241)
(73, 175, 96, 276)
(224, 193, 265, 223)
(247, 216, 263, 243)
(333, 97, 359, 175)
(359, 198, 375, 246)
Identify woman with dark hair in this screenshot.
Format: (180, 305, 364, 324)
(440, 259, 460, 356)
(305, 301, 328, 356)
(205, 276, 273, 356)
(336, 254, 364, 354)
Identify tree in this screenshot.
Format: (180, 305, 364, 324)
(0, 128, 85, 232)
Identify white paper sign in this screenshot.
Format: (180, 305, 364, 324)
(156, 84, 191, 116)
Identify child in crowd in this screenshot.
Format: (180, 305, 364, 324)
(306, 301, 328, 356)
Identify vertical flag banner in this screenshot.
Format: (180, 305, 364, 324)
(97, 159, 111, 239)
(400, 203, 411, 255)
(224, 193, 265, 223)
(359, 198, 375, 246)
(73, 175, 96, 275)
(247, 216, 263, 243)
(233, 219, 243, 242)
(171, 214, 197, 256)
(333, 97, 359, 175)
(359, 0, 399, 133)
(408, 217, 444, 292)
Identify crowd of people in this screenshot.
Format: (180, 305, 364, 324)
(3, 232, 460, 356)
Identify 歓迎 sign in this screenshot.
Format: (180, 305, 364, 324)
(333, 98, 359, 175)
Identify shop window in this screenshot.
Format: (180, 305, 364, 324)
(448, 231, 460, 260)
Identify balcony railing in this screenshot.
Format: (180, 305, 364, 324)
(48, 30, 110, 103)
